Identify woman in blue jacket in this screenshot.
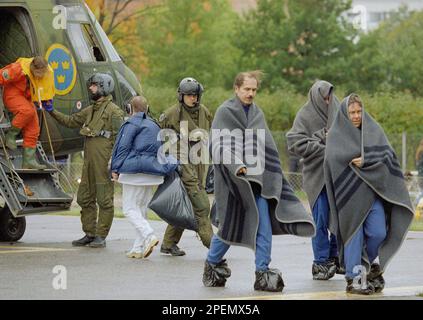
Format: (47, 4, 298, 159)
(111, 96, 178, 259)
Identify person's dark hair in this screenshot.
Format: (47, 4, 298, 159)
(233, 70, 264, 89)
(130, 96, 149, 113)
(30, 56, 49, 74)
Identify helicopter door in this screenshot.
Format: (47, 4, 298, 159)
(0, 7, 37, 127)
(0, 7, 36, 68)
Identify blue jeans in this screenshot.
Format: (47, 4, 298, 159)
(312, 188, 338, 264)
(206, 195, 272, 271)
(344, 198, 387, 279)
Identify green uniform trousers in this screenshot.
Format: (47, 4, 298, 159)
(76, 137, 114, 238)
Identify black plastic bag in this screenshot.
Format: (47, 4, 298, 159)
(210, 199, 219, 228)
(205, 165, 214, 194)
(148, 171, 198, 231)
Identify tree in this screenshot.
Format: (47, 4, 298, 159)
(86, 0, 147, 43)
(85, 0, 162, 76)
(347, 7, 423, 96)
(234, 0, 357, 92)
(137, 0, 241, 88)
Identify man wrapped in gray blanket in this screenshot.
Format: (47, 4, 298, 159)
(203, 71, 315, 292)
(287, 80, 343, 280)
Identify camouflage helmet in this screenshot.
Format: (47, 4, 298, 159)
(88, 73, 115, 97)
(177, 77, 204, 104)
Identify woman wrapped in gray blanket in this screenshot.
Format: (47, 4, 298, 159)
(324, 94, 414, 295)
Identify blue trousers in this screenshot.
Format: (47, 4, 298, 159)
(206, 195, 272, 271)
(344, 198, 387, 279)
(312, 188, 338, 264)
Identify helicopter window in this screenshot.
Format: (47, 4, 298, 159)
(66, 6, 89, 23)
(94, 21, 122, 62)
(81, 24, 106, 62)
(67, 23, 94, 63)
(84, 4, 122, 62)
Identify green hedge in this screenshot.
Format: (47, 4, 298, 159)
(142, 86, 423, 170)
(143, 86, 422, 133)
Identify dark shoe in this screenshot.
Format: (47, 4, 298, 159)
(22, 147, 47, 170)
(88, 236, 106, 248)
(329, 256, 346, 275)
(202, 259, 231, 287)
(160, 244, 186, 256)
(367, 263, 385, 293)
(5, 125, 20, 150)
(312, 261, 337, 280)
(72, 235, 95, 247)
(254, 268, 284, 292)
(346, 278, 375, 295)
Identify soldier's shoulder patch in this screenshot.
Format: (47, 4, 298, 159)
(159, 113, 167, 122)
(2, 70, 10, 80)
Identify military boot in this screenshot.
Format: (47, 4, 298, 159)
(89, 236, 106, 248)
(367, 263, 385, 293)
(72, 235, 95, 247)
(5, 126, 21, 150)
(160, 244, 186, 256)
(22, 147, 47, 170)
(254, 268, 285, 292)
(202, 259, 231, 287)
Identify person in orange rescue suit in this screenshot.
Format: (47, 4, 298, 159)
(0, 56, 55, 169)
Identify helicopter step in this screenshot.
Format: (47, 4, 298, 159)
(5, 168, 58, 174)
(0, 142, 73, 218)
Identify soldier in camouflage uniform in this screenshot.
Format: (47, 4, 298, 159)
(159, 77, 214, 256)
(44, 73, 124, 248)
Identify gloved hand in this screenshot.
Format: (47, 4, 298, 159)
(111, 172, 119, 182)
(41, 99, 54, 112)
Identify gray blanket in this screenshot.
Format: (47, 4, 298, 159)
(286, 80, 340, 208)
(324, 94, 414, 272)
(210, 97, 315, 250)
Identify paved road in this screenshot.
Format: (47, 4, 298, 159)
(0, 215, 422, 300)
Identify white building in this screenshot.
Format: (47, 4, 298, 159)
(348, 0, 423, 31)
(232, 0, 423, 31)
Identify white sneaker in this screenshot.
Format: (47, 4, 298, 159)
(143, 235, 159, 258)
(126, 251, 143, 259)
(126, 245, 144, 259)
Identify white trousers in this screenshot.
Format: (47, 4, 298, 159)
(122, 184, 155, 253)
